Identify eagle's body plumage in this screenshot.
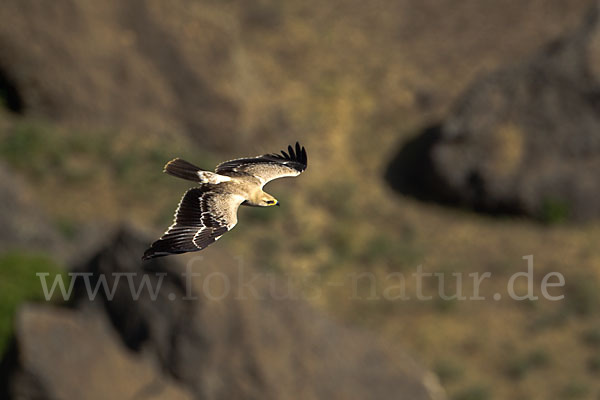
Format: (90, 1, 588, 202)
(143, 143, 307, 260)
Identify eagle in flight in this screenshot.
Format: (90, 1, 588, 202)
(143, 142, 307, 260)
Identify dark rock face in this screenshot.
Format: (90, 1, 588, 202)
(387, 4, 600, 222)
(1, 305, 193, 400)
(1, 227, 443, 400)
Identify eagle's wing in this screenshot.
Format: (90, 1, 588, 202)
(215, 142, 307, 186)
(143, 186, 245, 260)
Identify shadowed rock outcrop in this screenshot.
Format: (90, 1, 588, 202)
(0, 305, 193, 400)
(0, 227, 444, 400)
(387, 3, 600, 222)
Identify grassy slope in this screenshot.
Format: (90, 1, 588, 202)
(1, 1, 599, 399)
(3, 101, 599, 400)
(0, 251, 66, 354)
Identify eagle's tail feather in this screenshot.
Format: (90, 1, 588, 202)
(163, 158, 203, 182)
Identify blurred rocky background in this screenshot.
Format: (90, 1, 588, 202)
(0, 0, 599, 399)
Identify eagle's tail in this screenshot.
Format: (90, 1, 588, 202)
(163, 158, 204, 182)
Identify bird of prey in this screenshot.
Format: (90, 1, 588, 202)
(143, 142, 307, 260)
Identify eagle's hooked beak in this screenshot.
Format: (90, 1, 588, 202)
(275, 200, 280, 207)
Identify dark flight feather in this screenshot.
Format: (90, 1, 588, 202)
(143, 187, 232, 260)
(215, 142, 307, 175)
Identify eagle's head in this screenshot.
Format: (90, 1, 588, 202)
(259, 192, 279, 207)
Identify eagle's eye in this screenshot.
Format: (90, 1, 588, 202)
(266, 200, 275, 205)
